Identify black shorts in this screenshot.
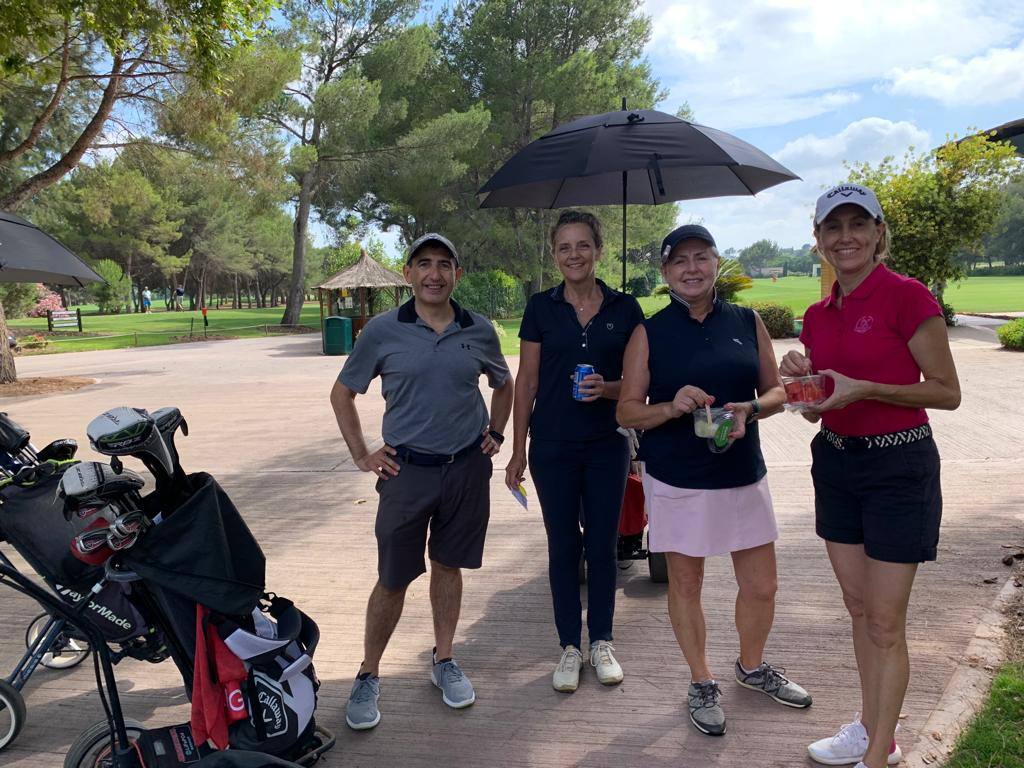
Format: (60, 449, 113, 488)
(811, 432, 942, 563)
(374, 448, 492, 590)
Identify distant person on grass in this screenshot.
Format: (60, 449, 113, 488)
(330, 233, 513, 731)
(142, 286, 152, 313)
(781, 183, 961, 768)
(174, 285, 185, 311)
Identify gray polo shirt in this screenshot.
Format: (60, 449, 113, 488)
(339, 298, 510, 454)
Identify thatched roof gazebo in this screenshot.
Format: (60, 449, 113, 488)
(316, 248, 410, 337)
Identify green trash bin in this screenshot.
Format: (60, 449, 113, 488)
(322, 315, 353, 355)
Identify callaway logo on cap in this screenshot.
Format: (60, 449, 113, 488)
(815, 183, 884, 225)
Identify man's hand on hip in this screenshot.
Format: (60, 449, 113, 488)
(356, 445, 400, 479)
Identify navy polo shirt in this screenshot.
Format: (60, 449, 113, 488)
(519, 280, 644, 442)
(636, 297, 766, 489)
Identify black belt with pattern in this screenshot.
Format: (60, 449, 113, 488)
(820, 424, 932, 451)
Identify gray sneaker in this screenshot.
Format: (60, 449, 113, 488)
(688, 680, 726, 736)
(346, 673, 381, 730)
(431, 650, 476, 708)
(734, 660, 812, 708)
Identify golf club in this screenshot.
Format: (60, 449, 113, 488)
(86, 408, 179, 511)
(58, 461, 146, 519)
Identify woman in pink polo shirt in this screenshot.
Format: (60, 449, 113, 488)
(781, 184, 961, 768)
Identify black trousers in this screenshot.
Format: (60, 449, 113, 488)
(528, 433, 630, 649)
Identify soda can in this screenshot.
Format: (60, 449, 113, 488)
(572, 363, 596, 401)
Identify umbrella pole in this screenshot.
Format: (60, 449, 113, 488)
(621, 170, 627, 293)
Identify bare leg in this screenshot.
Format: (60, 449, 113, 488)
(826, 543, 874, 729)
(359, 580, 408, 677)
(861, 559, 917, 768)
(430, 560, 463, 660)
(665, 552, 712, 681)
(730, 543, 778, 671)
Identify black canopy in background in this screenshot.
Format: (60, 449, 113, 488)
(124, 472, 266, 616)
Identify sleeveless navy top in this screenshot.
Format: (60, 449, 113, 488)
(636, 298, 767, 490)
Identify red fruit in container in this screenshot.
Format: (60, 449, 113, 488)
(784, 380, 804, 401)
(802, 379, 825, 403)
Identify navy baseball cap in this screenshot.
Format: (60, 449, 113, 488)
(815, 183, 884, 225)
(406, 232, 460, 266)
(661, 224, 717, 262)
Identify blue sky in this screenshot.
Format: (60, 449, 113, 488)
(641, 0, 1024, 251)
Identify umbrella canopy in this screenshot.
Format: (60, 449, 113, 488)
(478, 107, 799, 291)
(479, 109, 799, 208)
(0, 209, 103, 286)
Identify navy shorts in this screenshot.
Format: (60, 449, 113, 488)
(811, 432, 942, 563)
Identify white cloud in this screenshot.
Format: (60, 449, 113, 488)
(644, 0, 1024, 129)
(885, 40, 1024, 105)
(673, 117, 930, 250)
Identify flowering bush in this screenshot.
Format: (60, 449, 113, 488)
(28, 290, 64, 318)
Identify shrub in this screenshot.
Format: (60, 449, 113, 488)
(997, 318, 1024, 350)
(88, 259, 131, 314)
(940, 300, 957, 327)
(19, 334, 48, 349)
(749, 301, 796, 338)
(454, 269, 525, 318)
(0, 283, 44, 318)
(29, 290, 64, 318)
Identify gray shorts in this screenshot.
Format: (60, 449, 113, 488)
(374, 448, 492, 590)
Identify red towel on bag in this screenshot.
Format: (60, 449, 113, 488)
(618, 473, 646, 537)
(191, 605, 249, 750)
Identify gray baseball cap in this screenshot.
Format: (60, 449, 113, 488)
(661, 224, 717, 262)
(406, 232, 459, 265)
(815, 183, 884, 225)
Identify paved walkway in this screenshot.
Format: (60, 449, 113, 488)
(1, 326, 1021, 767)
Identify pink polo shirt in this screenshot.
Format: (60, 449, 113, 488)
(799, 263, 942, 437)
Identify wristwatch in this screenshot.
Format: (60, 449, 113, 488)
(746, 399, 761, 424)
(487, 429, 505, 444)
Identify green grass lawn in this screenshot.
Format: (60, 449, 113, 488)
(944, 663, 1024, 767)
(8, 304, 324, 354)
(635, 275, 1024, 318)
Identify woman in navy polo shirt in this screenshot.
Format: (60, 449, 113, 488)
(784, 184, 961, 768)
(505, 210, 644, 693)
(618, 224, 812, 737)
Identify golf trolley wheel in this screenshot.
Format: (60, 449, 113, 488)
(648, 551, 668, 583)
(25, 613, 91, 670)
(63, 718, 146, 768)
(0, 679, 28, 751)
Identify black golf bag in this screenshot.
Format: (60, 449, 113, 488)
(121, 472, 323, 760)
(2, 465, 326, 763)
(0, 462, 180, 666)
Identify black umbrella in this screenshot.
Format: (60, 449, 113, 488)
(0, 209, 103, 286)
(478, 105, 800, 291)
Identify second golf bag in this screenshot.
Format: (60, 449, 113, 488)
(120, 472, 323, 759)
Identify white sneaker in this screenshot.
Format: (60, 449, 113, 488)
(553, 646, 583, 692)
(589, 640, 623, 685)
(807, 715, 903, 765)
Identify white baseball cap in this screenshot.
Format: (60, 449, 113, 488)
(815, 183, 884, 225)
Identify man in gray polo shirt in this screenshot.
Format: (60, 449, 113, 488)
(330, 232, 513, 731)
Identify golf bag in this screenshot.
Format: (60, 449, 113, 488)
(120, 473, 324, 760)
(0, 463, 177, 663)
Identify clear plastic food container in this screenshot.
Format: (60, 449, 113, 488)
(693, 407, 735, 453)
(782, 374, 827, 411)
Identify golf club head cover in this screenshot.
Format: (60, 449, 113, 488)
(59, 461, 145, 501)
(0, 411, 31, 454)
(87, 407, 176, 479)
(36, 438, 78, 462)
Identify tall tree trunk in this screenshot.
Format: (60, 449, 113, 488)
(0, 301, 17, 384)
(282, 164, 317, 325)
(0, 54, 134, 211)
